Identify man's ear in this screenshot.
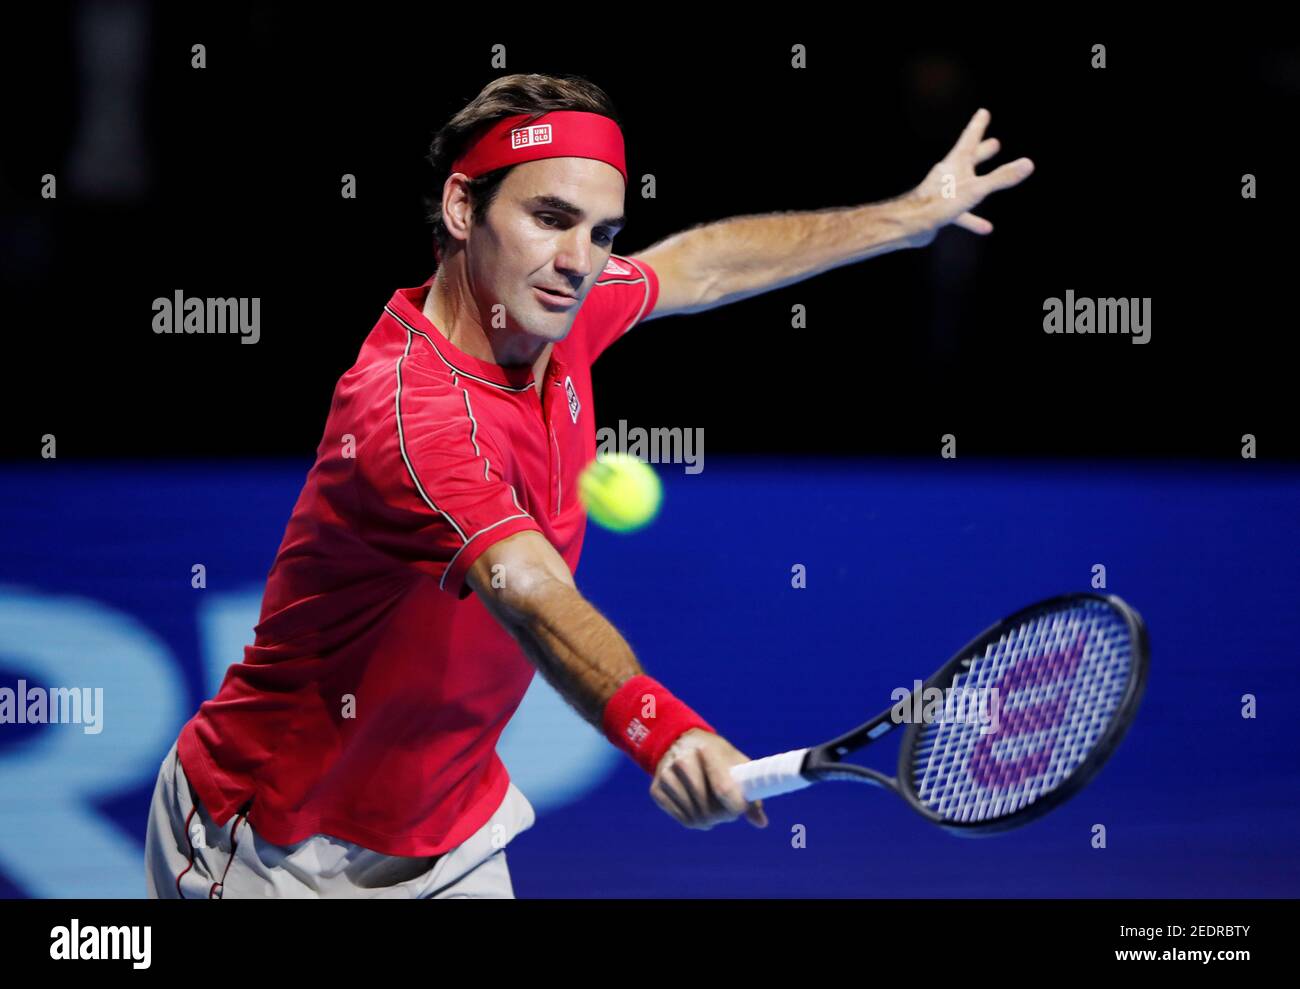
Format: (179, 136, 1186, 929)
(441, 173, 475, 248)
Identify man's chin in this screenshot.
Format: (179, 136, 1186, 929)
(516, 311, 575, 343)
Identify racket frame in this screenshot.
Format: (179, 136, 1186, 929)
(800, 592, 1151, 835)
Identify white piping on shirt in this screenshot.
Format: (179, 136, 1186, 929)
(395, 328, 467, 543)
(394, 327, 535, 591)
(384, 307, 535, 393)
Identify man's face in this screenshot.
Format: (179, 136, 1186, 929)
(465, 157, 627, 348)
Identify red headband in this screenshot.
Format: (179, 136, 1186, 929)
(450, 110, 627, 184)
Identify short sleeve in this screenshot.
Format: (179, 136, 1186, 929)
(361, 385, 543, 600)
(576, 254, 659, 364)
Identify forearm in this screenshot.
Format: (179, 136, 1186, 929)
(468, 538, 740, 813)
(498, 577, 644, 727)
(672, 191, 937, 309)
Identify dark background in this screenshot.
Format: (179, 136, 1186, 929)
(0, 5, 1297, 904)
(3, 7, 1295, 460)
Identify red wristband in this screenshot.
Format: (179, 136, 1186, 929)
(601, 674, 716, 775)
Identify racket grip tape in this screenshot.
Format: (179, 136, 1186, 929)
(729, 748, 813, 801)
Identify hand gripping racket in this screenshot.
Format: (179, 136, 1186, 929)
(729, 593, 1149, 835)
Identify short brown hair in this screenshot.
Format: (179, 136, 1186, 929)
(425, 73, 622, 265)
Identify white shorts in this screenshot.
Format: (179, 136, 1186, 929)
(144, 739, 536, 899)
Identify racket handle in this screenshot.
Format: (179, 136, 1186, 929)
(730, 748, 813, 801)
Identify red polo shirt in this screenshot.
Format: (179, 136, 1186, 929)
(177, 254, 659, 856)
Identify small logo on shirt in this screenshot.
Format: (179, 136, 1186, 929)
(511, 123, 553, 150)
(564, 375, 581, 424)
(625, 718, 650, 746)
(602, 257, 631, 276)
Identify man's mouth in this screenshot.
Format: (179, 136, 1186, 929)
(534, 286, 577, 308)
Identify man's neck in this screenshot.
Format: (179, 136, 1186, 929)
(423, 267, 552, 391)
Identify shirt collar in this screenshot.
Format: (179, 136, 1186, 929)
(389, 276, 564, 391)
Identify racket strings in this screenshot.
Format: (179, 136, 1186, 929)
(907, 601, 1134, 823)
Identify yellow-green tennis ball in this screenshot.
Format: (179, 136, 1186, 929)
(578, 453, 662, 533)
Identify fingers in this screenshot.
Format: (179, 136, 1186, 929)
(671, 753, 717, 819)
(948, 107, 990, 160)
(700, 754, 759, 824)
(954, 212, 993, 235)
(652, 750, 717, 830)
(650, 777, 692, 827)
(653, 745, 765, 830)
(949, 108, 1032, 186)
(944, 155, 1031, 236)
(983, 157, 1035, 191)
(974, 137, 1000, 165)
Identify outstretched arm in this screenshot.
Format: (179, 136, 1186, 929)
(467, 529, 767, 830)
(636, 108, 1034, 321)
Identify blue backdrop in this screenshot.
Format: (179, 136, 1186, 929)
(1, 458, 1297, 898)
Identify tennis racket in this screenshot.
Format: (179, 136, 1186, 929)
(729, 592, 1149, 835)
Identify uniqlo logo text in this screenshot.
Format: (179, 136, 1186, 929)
(511, 124, 553, 149)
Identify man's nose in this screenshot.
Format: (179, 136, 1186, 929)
(554, 229, 594, 283)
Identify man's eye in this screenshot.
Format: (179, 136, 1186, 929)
(538, 213, 613, 245)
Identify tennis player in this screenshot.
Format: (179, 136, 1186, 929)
(145, 73, 1032, 899)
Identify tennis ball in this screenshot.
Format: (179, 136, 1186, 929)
(578, 452, 662, 533)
